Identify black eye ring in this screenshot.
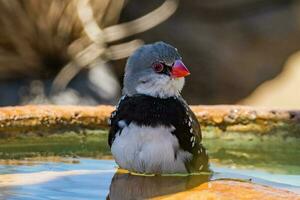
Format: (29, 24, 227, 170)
(152, 62, 164, 73)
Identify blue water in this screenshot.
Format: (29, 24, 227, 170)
(0, 159, 299, 200)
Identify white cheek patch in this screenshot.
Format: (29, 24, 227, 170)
(136, 75, 185, 98)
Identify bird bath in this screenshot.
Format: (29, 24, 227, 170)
(0, 105, 299, 199)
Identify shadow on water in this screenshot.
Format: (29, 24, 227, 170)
(107, 172, 210, 200)
(0, 172, 211, 200)
(0, 160, 210, 200)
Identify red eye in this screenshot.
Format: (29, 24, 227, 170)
(152, 62, 164, 73)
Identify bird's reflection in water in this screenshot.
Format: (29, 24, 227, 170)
(107, 171, 210, 200)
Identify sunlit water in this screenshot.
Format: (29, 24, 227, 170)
(0, 131, 299, 199)
(0, 158, 299, 200)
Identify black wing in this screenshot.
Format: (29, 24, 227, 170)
(173, 96, 209, 172)
(108, 94, 209, 172)
(108, 95, 129, 147)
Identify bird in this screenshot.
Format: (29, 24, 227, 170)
(108, 41, 209, 174)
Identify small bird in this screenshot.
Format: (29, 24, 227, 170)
(108, 42, 209, 174)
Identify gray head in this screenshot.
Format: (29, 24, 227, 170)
(123, 41, 190, 98)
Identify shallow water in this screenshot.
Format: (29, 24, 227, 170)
(0, 131, 299, 199)
(0, 158, 299, 200)
(1, 131, 299, 174)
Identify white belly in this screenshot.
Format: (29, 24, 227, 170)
(111, 122, 192, 174)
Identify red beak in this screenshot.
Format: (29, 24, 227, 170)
(171, 60, 190, 78)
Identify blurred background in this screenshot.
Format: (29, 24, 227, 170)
(0, 0, 300, 108)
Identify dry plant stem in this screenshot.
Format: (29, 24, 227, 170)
(51, 0, 179, 94)
(0, 105, 299, 136)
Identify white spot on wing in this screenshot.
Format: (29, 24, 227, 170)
(190, 136, 196, 143)
(117, 120, 127, 128)
(192, 141, 195, 147)
(190, 128, 193, 133)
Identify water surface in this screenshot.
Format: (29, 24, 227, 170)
(0, 159, 299, 200)
(0, 131, 299, 199)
